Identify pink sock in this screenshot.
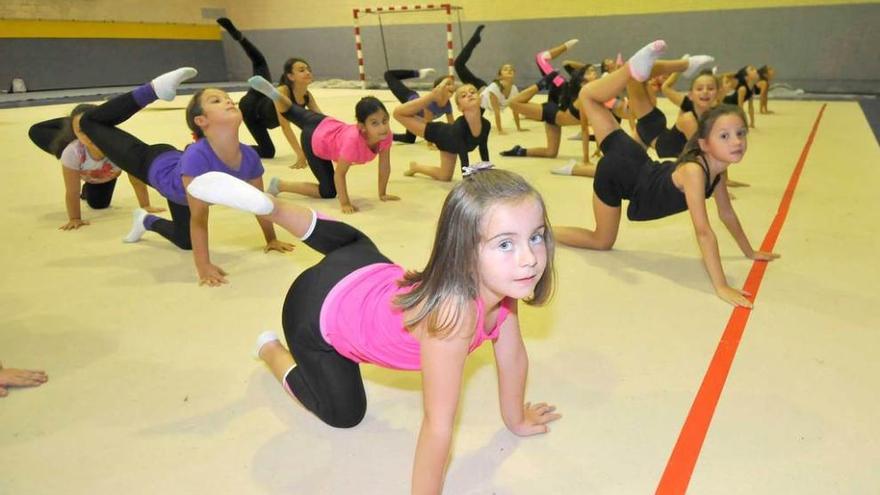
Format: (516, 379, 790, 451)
(535, 52, 565, 88)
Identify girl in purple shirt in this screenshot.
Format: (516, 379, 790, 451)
(185, 167, 561, 493)
(78, 68, 293, 286)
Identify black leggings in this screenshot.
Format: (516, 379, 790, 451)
(28, 117, 119, 209)
(454, 29, 488, 90)
(282, 219, 391, 428)
(384, 70, 420, 144)
(234, 36, 281, 159)
(79, 90, 192, 250)
(280, 105, 336, 198)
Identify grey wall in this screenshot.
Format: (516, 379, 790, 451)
(223, 3, 879, 94)
(1, 39, 227, 91)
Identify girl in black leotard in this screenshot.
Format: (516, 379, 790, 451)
(393, 77, 491, 182)
(722, 65, 759, 128)
(553, 40, 779, 308)
(755, 65, 776, 114)
(501, 42, 593, 165)
(217, 17, 320, 168)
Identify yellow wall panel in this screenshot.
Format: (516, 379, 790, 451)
(0, 20, 220, 40)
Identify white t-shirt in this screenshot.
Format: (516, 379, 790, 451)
(60, 140, 121, 184)
(480, 81, 520, 111)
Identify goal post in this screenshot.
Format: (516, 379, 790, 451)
(352, 4, 461, 90)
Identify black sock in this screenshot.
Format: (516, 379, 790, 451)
(500, 145, 527, 157)
(217, 17, 243, 41)
(536, 71, 559, 91)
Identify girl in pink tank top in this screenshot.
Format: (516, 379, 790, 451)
(186, 167, 563, 494)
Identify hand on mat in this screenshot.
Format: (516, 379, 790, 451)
(143, 205, 166, 214)
(749, 250, 780, 262)
(60, 218, 90, 230)
(0, 363, 48, 397)
(290, 154, 308, 169)
(716, 285, 753, 308)
(508, 402, 562, 436)
(265, 239, 295, 253)
(198, 263, 229, 287)
(380, 194, 400, 202)
(340, 203, 359, 214)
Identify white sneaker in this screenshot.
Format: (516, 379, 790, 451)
(123, 208, 148, 243)
(186, 172, 274, 215)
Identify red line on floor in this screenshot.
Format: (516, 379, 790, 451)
(656, 104, 828, 495)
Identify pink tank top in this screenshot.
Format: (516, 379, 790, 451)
(319, 263, 511, 370)
(311, 117, 393, 164)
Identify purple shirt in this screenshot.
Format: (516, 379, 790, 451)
(148, 140, 264, 205)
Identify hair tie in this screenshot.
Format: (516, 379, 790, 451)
(462, 161, 494, 177)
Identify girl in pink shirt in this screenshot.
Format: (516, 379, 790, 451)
(249, 75, 399, 214)
(185, 167, 562, 494)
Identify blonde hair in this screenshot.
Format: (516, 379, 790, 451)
(394, 169, 555, 336)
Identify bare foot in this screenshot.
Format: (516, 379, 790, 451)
(0, 363, 48, 397)
(404, 162, 417, 177)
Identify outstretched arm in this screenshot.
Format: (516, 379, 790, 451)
(490, 93, 505, 134)
(579, 102, 592, 164)
(376, 148, 399, 201)
(183, 175, 227, 286)
(305, 91, 322, 114)
(682, 164, 749, 307)
(247, 176, 294, 253)
(413, 311, 473, 495)
(493, 301, 561, 435)
(333, 160, 356, 214)
(60, 166, 87, 230)
(713, 175, 779, 261)
(661, 71, 685, 107)
(127, 174, 164, 212)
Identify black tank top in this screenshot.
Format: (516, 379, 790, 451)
(626, 155, 720, 221)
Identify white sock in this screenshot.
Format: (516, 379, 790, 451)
(186, 171, 275, 215)
(248, 75, 282, 102)
(418, 68, 436, 79)
(551, 159, 577, 176)
(151, 67, 197, 101)
(683, 55, 715, 78)
(539, 50, 552, 61)
(628, 40, 667, 82)
(253, 330, 280, 359)
(266, 176, 281, 197)
(564, 39, 579, 50)
(123, 208, 148, 243)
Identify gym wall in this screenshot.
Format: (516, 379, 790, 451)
(221, 0, 879, 94)
(0, 1, 227, 91)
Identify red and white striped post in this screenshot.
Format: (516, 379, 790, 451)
(352, 4, 458, 88)
(352, 9, 366, 90)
